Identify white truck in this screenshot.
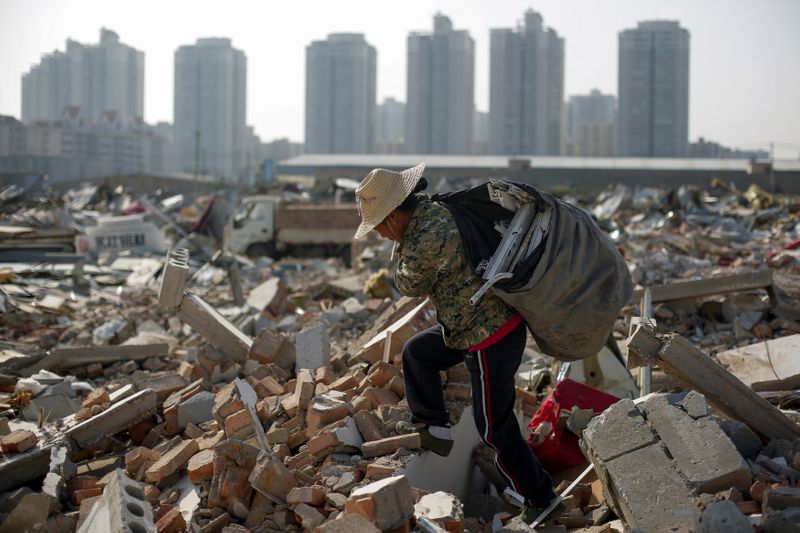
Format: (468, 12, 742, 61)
(223, 195, 361, 264)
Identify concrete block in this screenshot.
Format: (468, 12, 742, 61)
(582, 399, 657, 462)
(345, 475, 415, 530)
(43, 443, 76, 499)
(77, 469, 155, 533)
(178, 292, 252, 363)
(333, 416, 363, 449)
(177, 391, 215, 428)
(68, 389, 157, 448)
(641, 394, 751, 493)
(22, 392, 80, 422)
(602, 444, 699, 531)
(719, 420, 762, 459)
(296, 324, 331, 370)
(414, 491, 465, 533)
(249, 450, 298, 501)
(361, 433, 421, 458)
(677, 390, 709, 419)
(157, 248, 189, 310)
(698, 500, 752, 533)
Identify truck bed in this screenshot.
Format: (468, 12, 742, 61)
(275, 204, 360, 231)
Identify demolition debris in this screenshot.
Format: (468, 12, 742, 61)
(1, 179, 800, 532)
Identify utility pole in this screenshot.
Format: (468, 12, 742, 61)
(194, 129, 201, 192)
(769, 141, 775, 193)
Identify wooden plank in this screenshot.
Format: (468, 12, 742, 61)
(631, 269, 774, 303)
(627, 324, 800, 441)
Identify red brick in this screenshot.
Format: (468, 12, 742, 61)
(287, 485, 326, 507)
(187, 449, 215, 483)
(0, 429, 37, 453)
(81, 388, 110, 409)
(361, 434, 421, 459)
(156, 507, 186, 533)
(145, 439, 199, 483)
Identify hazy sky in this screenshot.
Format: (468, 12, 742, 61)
(1, 0, 798, 157)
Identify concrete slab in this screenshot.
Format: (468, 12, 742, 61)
(295, 324, 331, 370)
(178, 293, 252, 363)
(604, 443, 699, 531)
(640, 395, 750, 493)
(582, 399, 657, 463)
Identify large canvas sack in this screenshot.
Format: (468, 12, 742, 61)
(435, 180, 632, 362)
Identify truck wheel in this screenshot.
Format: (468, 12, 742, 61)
(245, 242, 276, 258)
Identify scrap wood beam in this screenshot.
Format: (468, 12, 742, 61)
(630, 269, 774, 304)
(627, 324, 800, 441)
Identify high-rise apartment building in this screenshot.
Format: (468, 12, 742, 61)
(406, 14, 474, 155)
(376, 97, 405, 154)
(174, 38, 247, 180)
(618, 21, 690, 157)
(305, 34, 376, 154)
(489, 10, 564, 155)
(21, 29, 144, 124)
(565, 89, 617, 156)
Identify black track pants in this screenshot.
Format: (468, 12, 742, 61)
(402, 323, 556, 507)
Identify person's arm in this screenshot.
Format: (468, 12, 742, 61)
(395, 218, 458, 296)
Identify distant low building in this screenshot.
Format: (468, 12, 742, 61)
(0, 111, 167, 183)
(689, 137, 769, 159)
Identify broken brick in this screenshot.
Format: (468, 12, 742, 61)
(361, 433, 421, 459)
(0, 429, 37, 453)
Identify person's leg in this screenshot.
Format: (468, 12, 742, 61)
(402, 325, 464, 427)
(465, 322, 556, 508)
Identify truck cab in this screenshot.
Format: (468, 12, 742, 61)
(224, 195, 279, 257)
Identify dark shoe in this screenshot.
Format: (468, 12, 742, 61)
(394, 422, 454, 457)
(518, 499, 564, 526)
(417, 426, 454, 457)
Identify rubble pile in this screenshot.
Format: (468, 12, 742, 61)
(1, 179, 800, 532)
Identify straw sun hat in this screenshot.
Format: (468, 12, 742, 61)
(353, 162, 426, 240)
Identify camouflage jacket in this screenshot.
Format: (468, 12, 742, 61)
(395, 196, 516, 350)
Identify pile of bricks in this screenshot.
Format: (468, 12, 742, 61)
(0, 256, 478, 532)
